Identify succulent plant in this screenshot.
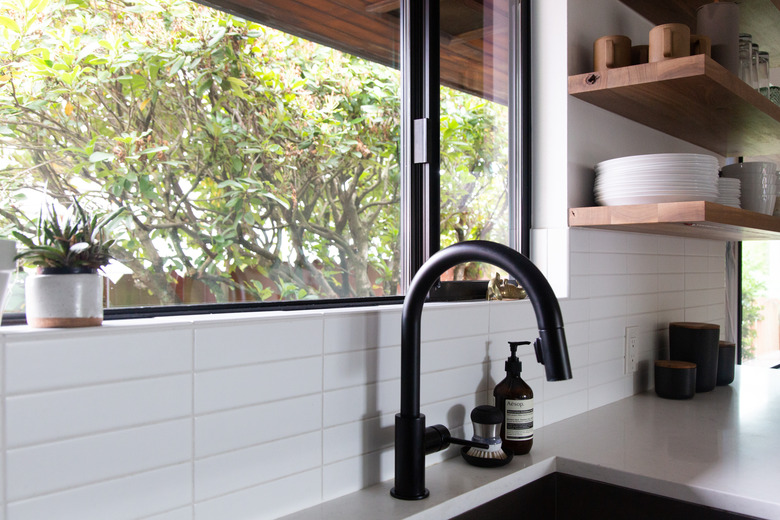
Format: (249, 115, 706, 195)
(12, 199, 124, 272)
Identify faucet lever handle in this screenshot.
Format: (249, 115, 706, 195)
(424, 424, 489, 454)
(533, 337, 545, 365)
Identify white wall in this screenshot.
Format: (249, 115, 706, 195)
(0, 0, 731, 518)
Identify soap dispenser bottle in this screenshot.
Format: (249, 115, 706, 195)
(493, 341, 534, 455)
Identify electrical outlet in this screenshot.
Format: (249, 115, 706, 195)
(625, 326, 639, 374)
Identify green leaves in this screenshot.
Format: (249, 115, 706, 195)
(0, 15, 20, 33)
(12, 199, 125, 270)
(88, 151, 114, 162)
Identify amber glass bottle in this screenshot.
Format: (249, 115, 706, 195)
(493, 341, 534, 455)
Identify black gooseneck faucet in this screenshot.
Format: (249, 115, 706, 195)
(391, 240, 573, 500)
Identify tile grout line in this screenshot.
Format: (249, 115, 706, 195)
(3, 336, 7, 520)
(190, 328, 196, 519)
(320, 315, 326, 504)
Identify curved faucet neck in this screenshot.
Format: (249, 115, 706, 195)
(400, 240, 570, 416)
(393, 240, 571, 501)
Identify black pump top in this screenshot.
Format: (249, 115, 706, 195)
(506, 341, 530, 376)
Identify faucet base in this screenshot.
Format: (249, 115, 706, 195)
(392, 413, 429, 500)
(390, 487, 429, 500)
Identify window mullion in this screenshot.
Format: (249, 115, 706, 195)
(400, 0, 440, 292)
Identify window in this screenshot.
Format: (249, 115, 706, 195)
(740, 241, 780, 368)
(0, 0, 528, 319)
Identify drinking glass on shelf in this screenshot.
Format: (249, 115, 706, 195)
(758, 51, 770, 97)
(751, 43, 760, 89)
(738, 34, 753, 84)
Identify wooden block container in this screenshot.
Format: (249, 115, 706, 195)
(655, 360, 697, 400)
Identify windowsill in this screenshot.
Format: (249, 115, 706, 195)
(0, 297, 538, 339)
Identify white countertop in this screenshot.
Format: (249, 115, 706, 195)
(283, 366, 780, 520)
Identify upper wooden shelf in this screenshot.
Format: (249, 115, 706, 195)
(569, 201, 780, 241)
(618, 0, 780, 58)
(568, 54, 780, 157)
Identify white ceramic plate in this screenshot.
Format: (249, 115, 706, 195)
(597, 193, 718, 205)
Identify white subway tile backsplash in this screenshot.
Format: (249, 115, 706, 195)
(194, 356, 321, 414)
(657, 291, 685, 311)
(420, 365, 486, 406)
(561, 321, 589, 348)
(543, 367, 589, 401)
(626, 294, 657, 316)
(6, 329, 192, 394)
(323, 308, 401, 353)
(708, 255, 726, 272)
(588, 296, 627, 320)
(587, 275, 627, 297)
(420, 302, 489, 342)
(421, 335, 490, 375)
(589, 338, 625, 365)
(657, 273, 685, 292)
(588, 317, 627, 343)
(685, 238, 712, 256)
(684, 255, 709, 273)
(626, 234, 658, 254)
(195, 394, 321, 458)
(0, 221, 728, 520)
(684, 306, 710, 323)
(588, 377, 632, 410)
(487, 327, 540, 352)
(658, 236, 685, 255)
(589, 358, 625, 387)
(626, 254, 658, 274)
(543, 387, 589, 425)
(194, 431, 321, 502)
(559, 298, 590, 324)
(488, 299, 536, 332)
(323, 414, 394, 464)
(569, 275, 589, 299)
(709, 241, 726, 257)
(323, 379, 400, 428)
(685, 288, 722, 309)
(7, 419, 191, 501)
(588, 230, 626, 253)
(195, 316, 323, 370)
(6, 463, 192, 520)
(323, 346, 399, 391)
(657, 255, 685, 274)
(6, 375, 191, 448)
(570, 252, 590, 276)
(626, 274, 659, 295)
(194, 468, 320, 520)
(587, 253, 627, 275)
(322, 450, 391, 501)
(685, 273, 724, 291)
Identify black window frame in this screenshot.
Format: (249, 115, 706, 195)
(2, 0, 532, 324)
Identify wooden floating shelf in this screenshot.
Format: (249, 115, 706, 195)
(568, 201, 780, 241)
(617, 0, 780, 58)
(568, 55, 780, 157)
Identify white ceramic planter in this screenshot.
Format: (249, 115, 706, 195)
(25, 272, 103, 328)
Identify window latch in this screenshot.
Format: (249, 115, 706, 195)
(413, 118, 429, 164)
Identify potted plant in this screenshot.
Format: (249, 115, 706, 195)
(12, 199, 124, 328)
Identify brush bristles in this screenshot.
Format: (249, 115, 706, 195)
(465, 446, 509, 460)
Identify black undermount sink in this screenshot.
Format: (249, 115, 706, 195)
(453, 473, 761, 520)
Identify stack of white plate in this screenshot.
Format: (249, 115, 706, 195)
(720, 162, 778, 215)
(595, 153, 719, 207)
(717, 177, 741, 208)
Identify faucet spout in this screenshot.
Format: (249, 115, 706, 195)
(391, 240, 572, 500)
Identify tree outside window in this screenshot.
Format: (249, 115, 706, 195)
(0, 0, 509, 310)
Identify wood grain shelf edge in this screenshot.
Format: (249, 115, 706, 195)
(569, 201, 780, 241)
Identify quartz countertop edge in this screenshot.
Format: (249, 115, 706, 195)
(281, 366, 780, 520)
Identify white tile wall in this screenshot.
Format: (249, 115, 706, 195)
(0, 229, 727, 519)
